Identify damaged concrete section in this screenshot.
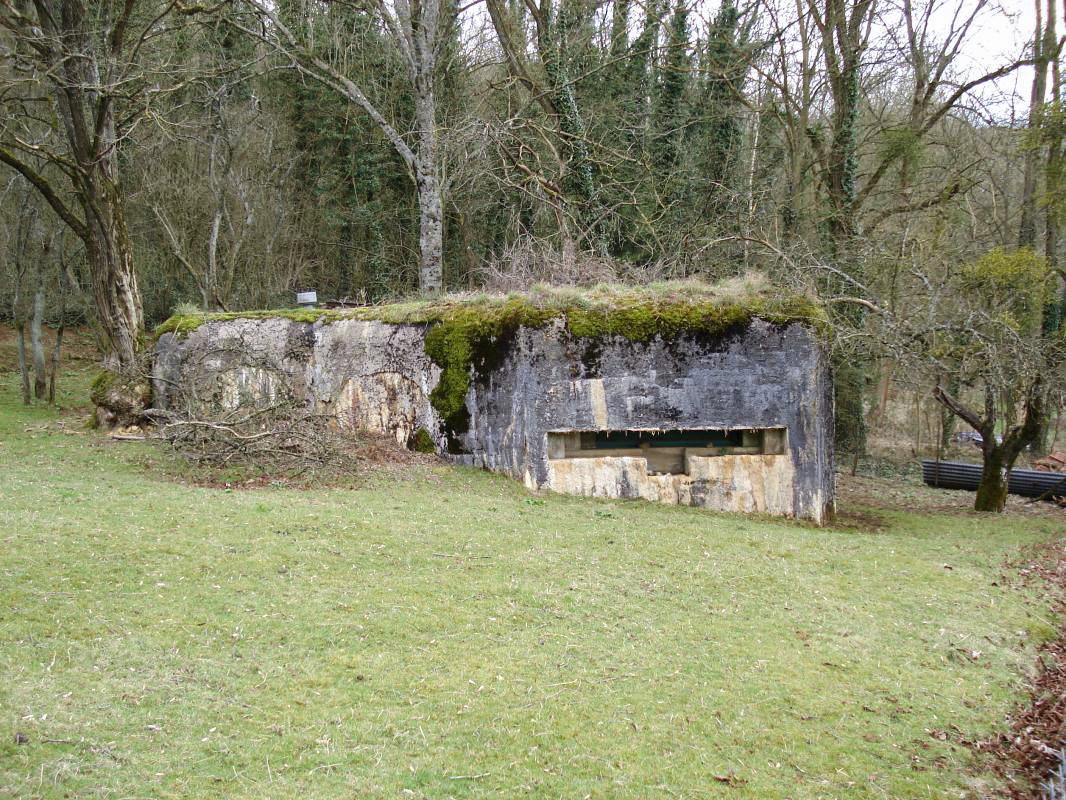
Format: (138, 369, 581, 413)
(153, 301, 834, 522)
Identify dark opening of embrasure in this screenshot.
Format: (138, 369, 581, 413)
(547, 427, 788, 475)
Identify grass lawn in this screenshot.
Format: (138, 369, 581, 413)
(0, 361, 1062, 799)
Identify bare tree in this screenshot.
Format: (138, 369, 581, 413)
(228, 0, 454, 293)
(0, 0, 182, 371)
(2, 180, 69, 404)
(9, 197, 37, 405)
(146, 74, 301, 311)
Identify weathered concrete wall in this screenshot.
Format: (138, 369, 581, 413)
(154, 315, 834, 522)
(153, 317, 441, 448)
(546, 454, 795, 514)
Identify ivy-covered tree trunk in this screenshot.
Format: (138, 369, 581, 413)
(1019, 0, 1053, 249)
(1034, 282, 1065, 455)
(817, 0, 874, 457)
(1035, 3, 1062, 456)
(833, 358, 867, 455)
(653, 0, 690, 178)
(543, 0, 604, 254)
(699, 0, 746, 221)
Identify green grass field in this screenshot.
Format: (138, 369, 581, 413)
(0, 362, 1062, 799)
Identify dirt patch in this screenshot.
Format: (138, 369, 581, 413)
(829, 506, 891, 532)
(0, 325, 100, 372)
(837, 472, 1066, 520)
(976, 540, 1066, 798)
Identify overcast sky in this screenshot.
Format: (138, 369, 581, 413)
(975, 0, 1038, 115)
(876, 0, 1041, 122)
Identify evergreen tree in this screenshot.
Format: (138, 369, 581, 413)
(653, 0, 691, 177)
(697, 0, 747, 219)
(273, 1, 416, 299)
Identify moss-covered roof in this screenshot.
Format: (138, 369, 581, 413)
(152, 275, 826, 342)
(152, 275, 826, 429)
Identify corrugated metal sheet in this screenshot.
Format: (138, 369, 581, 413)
(922, 460, 1066, 499)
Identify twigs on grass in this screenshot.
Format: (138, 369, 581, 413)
(160, 406, 364, 481)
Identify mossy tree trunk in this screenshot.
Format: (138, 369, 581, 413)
(934, 381, 1046, 513)
(0, 0, 146, 378)
(974, 444, 1010, 512)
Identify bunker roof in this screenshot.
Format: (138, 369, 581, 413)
(153, 274, 826, 343)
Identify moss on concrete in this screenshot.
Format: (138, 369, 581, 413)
(423, 300, 557, 423)
(151, 308, 351, 339)
(563, 295, 821, 341)
(151, 275, 827, 424)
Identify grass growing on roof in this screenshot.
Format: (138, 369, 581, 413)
(151, 274, 827, 341)
(0, 359, 1062, 799)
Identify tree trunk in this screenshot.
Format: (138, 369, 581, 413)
(1035, 0, 1062, 456)
(940, 373, 961, 448)
(203, 125, 228, 311)
(414, 69, 444, 294)
(31, 283, 46, 399)
(834, 358, 867, 455)
(15, 322, 31, 406)
(974, 444, 1010, 512)
(416, 165, 444, 294)
(204, 204, 224, 311)
(48, 322, 64, 405)
(817, 0, 870, 456)
(79, 177, 144, 372)
(12, 254, 31, 405)
(1020, 0, 1051, 249)
(543, 0, 604, 254)
(48, 265, 66, 405)
(935, 381, 1046, 513)
(875, 359, 894, 423)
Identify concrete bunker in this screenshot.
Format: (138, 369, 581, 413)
(151, 281, 835, 522)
